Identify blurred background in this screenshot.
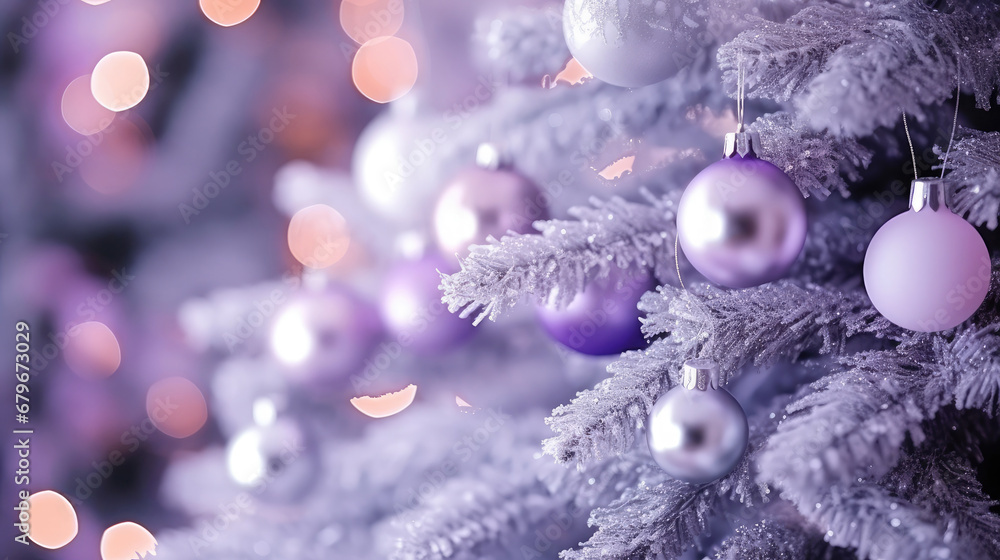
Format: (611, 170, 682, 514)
(0, 0, 658, 557)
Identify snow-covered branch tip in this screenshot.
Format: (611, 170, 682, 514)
(544, 282, 897, 466)
(749, 112, 872, 199)
(934, 127, 1000, 229)
(440, 191, 676, 325)
(719, 1, 1000, 136)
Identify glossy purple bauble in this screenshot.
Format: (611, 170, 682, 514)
(677, 155, 807, 289)
(536, 266, 655, 356)
(433, 166, 548, 258)
(380, 255, 476, 354)
(864, 207, 990, 332)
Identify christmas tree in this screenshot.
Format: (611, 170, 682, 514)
(8, 0, 1000, 559)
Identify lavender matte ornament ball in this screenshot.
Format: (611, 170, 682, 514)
(434, 150, 548, 258)
(677, 132, 807, 289)
(864, 179, 991, 332)
(647, 360, 748, 484)
(536, 265, 655, 356)
(380, 254, 476, 354)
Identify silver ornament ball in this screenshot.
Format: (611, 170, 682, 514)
(646, 360, 748, 484)
(562, 0, 704, 88)
(226, 415, 320, 502)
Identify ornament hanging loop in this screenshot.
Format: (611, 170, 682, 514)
(724, 52, 759, 158)
(735, 50, 746, 132)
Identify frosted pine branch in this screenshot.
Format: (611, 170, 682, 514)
(884, 450, 1000, 558)
(749, 112, 873, 199)
(440, 192, 676, 325)
(639, 282, 896, 372)
(560, 474, 713, 560)
(934, 128, 1000, 229)
(719, 2, 1000, 135)
(544, 282, 895, 466)
(790, 198, 872, 284)
(809, 479, 957, 560)
(386, 439, 648, 560)
(804, 450, 1000, 560)
(713, 519, 835, 560)
(474, 7, 568, 85)
(759, 323, 1000, 506)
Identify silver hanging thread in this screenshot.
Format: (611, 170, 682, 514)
(902, 110, 919, 180)
(940, 61, 961, 179)
(674, 235, 685, 290)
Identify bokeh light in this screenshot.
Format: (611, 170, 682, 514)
(351, 36, 418, 103)
(350, 384, 417, 418)
(270, 305, 315, 365)
(340, 0, 404, 44)
(81, 0, 112, 4)
(64, 321, 121, 378)
(26, 491, 78, 549)
(199, 0, 261, 27)
(61, 75, 116, 136)
(100, 522, 157, 560)
(91, 51, 150, 112)
(287, 204, 351, 269)
(146, 377, 208, 439)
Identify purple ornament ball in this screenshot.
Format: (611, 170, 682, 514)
(864, 185, 991, 332)
(536, 266, 655, 356)
(677, 154, 807, 289)
(380, 255, 476, 354)
(433, 165, 548, 258)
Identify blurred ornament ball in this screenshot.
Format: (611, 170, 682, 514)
(562, 0, 703, 88)
(354, 112, 441, 225)
(434, 148, 548, 258)
(226, 415, 319, 501)
(536, 265, 654, 355)
(864, 179, 991, 332)
(287, 204, 351, 269)
(380, 254, 475, 354)
(270, 285, 383, 387)
(64, 321, 121, 378)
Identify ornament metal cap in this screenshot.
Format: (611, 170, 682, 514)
(476, 143, 506, 171)
(909, 178, 949, 213)
(681, 358, 725, 390)
(723, 128, 761, 159)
